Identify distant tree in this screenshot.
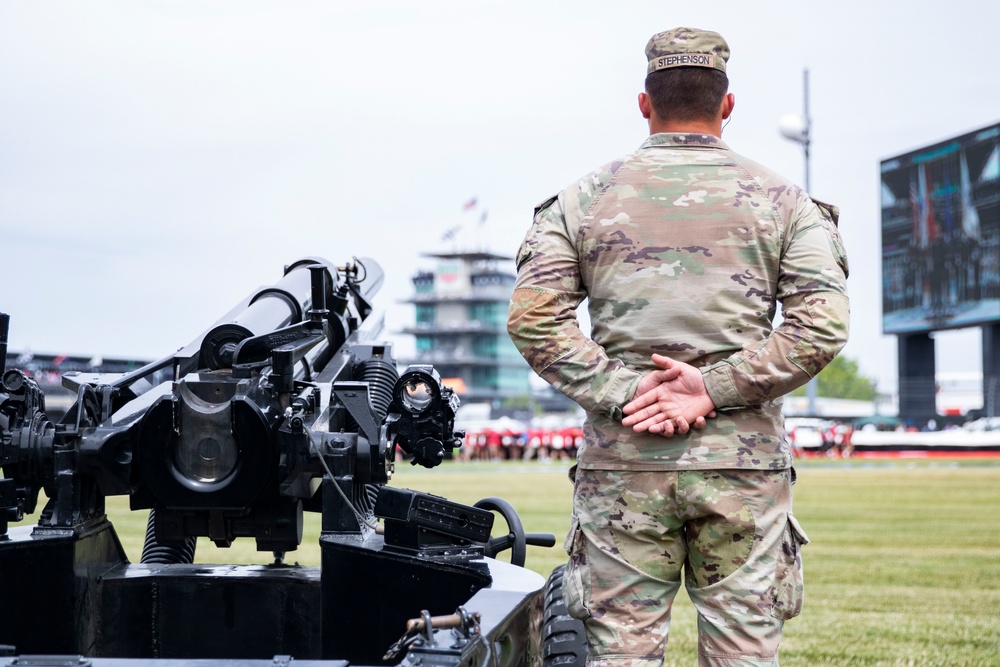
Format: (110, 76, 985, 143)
(792, 355, 876, 400)
(501, 395, 534, 409)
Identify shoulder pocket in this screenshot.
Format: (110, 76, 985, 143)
(534, 193, 559, 217)
(811, 198, 849, 279)
(811, 197, 839, 226)
(516, 194, 561, 270)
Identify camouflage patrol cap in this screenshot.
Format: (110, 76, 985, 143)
(645, 27, 729, 75)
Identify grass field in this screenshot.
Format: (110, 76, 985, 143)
(14, 457, 1000, 665)
(394, 459, 1000, 667)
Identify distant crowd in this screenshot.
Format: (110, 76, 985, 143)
(454, 427, 583, 462)
(787, 420, 856, 459)
(442, 414, 1000, 463)
(453, 420, 861, 462)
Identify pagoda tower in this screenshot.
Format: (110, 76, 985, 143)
(401, 251, 531, 405)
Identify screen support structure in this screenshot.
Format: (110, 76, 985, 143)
(985, 324, 1000, 419)
(898, 333, 937, 427)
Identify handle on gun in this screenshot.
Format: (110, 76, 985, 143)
(525, 532, 557, 548)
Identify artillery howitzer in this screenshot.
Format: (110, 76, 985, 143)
(0, 257, 581, 666)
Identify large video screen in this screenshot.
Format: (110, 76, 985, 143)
(881, 123, 1000, 334)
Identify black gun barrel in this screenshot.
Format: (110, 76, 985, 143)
(99, 258, 384, 405)
(198, 258, 336, 370)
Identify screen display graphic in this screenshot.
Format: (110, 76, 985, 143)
(881, 123, 1000, 334)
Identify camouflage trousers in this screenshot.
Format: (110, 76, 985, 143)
(562, 468, 808, 667)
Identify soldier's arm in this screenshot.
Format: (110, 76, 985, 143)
(700, 197, 850, 408)
(507, 196, 643, 419)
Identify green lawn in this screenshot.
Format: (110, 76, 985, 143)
(392, 459, 1000, 666)
(14, 458, 1000, 665)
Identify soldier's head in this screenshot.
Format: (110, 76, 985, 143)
(639, 27, 734, 134)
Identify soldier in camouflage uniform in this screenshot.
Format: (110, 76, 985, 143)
(507, 27, 849, 667)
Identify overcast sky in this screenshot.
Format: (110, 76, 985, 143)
(1, 1, 998, 394)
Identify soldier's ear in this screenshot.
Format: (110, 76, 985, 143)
(638, 92, 653, 120)
(721, 93, 735, 120)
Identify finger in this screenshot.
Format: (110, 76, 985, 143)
(646, 368, 681, 385)
(650, 417, 675, 436)
(673, 416, 690, 435)
(692, 416, 707, 429)
(650, 353, 675, 370)
(707, 410, 717, 419)
(622, 403, 658, 425)
(623, 387, 664, 415)
(623, 392, 657, 415)
(658, 366, 683, 382)
(630, 413, 668, 433)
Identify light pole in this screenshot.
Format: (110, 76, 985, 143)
(779, 69, 811, 192)
(779, 68, 819, 416)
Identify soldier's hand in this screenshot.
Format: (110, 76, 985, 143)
(623, 354, 716, 437)
(632, 358, 684, 397)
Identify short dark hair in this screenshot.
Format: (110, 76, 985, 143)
(644, 67, 729, 123)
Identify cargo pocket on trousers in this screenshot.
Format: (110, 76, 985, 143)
(561, 517, 592, 621)
(770, 513, 810, 620)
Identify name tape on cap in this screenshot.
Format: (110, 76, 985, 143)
(649, 53, 720, 72)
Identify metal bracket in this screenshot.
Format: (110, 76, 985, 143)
(333, 382, 380, 446)
(383, 606, 481, 662)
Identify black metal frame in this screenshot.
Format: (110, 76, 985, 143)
(0, 258, 551, 666)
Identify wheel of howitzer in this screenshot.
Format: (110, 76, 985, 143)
(542, 564, 589, 667)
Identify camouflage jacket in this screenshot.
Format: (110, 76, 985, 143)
(508, 133, 850, 470)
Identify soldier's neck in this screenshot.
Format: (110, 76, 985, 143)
(649, 118, 723, 138)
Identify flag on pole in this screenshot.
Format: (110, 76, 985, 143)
(941, 161, 954, 235)
(959, 148, 981, 240)
(462, 197, 478, 211)
(921, 163, 937, 247)
(442, 225, 461, 241)
(914, 162, 937, 248)
(479, 209, 489, 225)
